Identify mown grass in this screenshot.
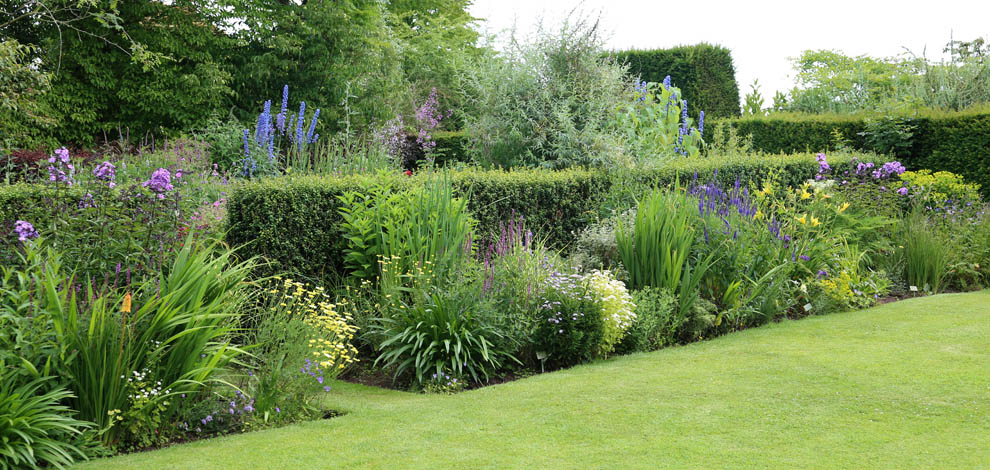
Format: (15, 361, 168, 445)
(78, 291, 990, 469)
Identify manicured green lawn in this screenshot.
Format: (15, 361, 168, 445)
(78, 291, 990, 469)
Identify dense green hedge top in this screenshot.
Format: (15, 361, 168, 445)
(0, 152, 891, 283)
(723, 110, 990, 195)
(221, 152, 882, 282)
(610, 43, 741, 119)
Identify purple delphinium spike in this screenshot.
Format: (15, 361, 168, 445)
(698, 111, 705, 138)
(295, 101, 306, 147)
(277, 85, 289, 133)
(307, 108, 320, 144)
(662, 75, 671, 91)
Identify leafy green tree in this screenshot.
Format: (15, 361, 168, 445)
(4, 1, 235, 145)
(785, 49, 910, 114)
(227, 0, 406, 134)
(0, 39, 55, 149)
(385, 0, 480, 123)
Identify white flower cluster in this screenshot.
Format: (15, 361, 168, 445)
(585, 270, 637, 332)
(123, 368, 170, 400)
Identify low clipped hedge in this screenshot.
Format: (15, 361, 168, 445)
(728, 110, 990, 195)
(223, 152, 882, 282)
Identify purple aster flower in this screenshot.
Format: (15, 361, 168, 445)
(323, 386, 331, 392)
(317, 376, 323, 384)
(897, 187, 908, 196)
(13, 220, 39, 242)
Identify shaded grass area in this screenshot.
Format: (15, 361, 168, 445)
(79, 291, 990, 469)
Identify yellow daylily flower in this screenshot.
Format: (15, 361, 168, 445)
(837, 202, 850, 213)
(753, 209, 764, 220)
(810, 216, 821, 227)
(797, 214, 807, 225)
(800, 191, 812, 200)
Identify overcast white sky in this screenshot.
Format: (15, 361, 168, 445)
(469, 0, 990, 108)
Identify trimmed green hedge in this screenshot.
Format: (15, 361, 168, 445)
(728, 111, 990, 195)
(610, 44, 741, 119)
(222, 152, 881, 282)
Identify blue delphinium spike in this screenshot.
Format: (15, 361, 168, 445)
(296, 101, 306, 147)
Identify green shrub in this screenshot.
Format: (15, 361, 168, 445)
(610, 79, 705, 160)
(612, 286, 677, 354)
(459, 14, 627, 168)
(338, 173, 474, 285)
(610, 44, 741, 119)
(531, 272, 605, 369)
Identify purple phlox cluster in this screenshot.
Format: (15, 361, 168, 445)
(92, 161, 116, 187)
(142, 168, 174, 199)
(78, 192, 95, 209)
(13, 220, 39, 242)
(815, 153, 831, 180)
(47, 147, 74, 185)
(871, 161, 906, 180)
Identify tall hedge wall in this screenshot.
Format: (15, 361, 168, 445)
(728, 111, 990, 195)
(610, 43, 741, 119)
(222, 152, 879, 282)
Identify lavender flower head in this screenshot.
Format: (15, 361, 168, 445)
(47, 147, 74, 185)
(815, 153, 831, 180)
(14, 220, 39, 242)
(93, 161, 116, 187)
(142, 168, 174, 199)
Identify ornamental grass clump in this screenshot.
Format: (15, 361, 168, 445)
(616, 189, 714, 322)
